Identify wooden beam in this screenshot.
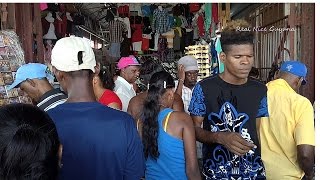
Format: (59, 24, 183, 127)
(1, 3, 8, 29)
(33, 3, 44, 63)
(6, 3, 16, 30)
(300, 3, 315, 103)
(288, 3, 295, 60)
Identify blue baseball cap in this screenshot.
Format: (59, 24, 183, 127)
(8, 63, 54, 90)
(280, 60, 307, 85)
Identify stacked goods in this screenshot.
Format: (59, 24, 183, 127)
(0, 31, 32, 106)
(185, 45, 211, 80)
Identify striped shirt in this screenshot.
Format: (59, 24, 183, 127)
(37, 88, 67, 111)
(108, 20, 127, 43)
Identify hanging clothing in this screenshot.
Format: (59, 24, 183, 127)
(118, 17, 131, 38)
(141, 5, 151, 17)
(179, 15, 188, 28)
(118, 5, 130, 18)
(142, 34, 151, 51)
(152, 8, 170, 34)
(142, 18, 152, 51)
(173, 28, 182, 51)
(197, 14, 205, 37)
(191, 17, 199, 40)
(162, 29, 174, 49)
(109, 42, 121, 58)
(108, 20, 127, 43)
(129, 3, 142, 16)
(215, 37, 224, 73)
(204, 3, 212, 32)
(153, 33, 160, 51)
(120, 37, 131, 57)
(54, 14, 67, 39)
(173, 16, 182, 27)
(132, 41, 142, 52)
(131, 23, 143, 42)
(212, 3, 219, 23)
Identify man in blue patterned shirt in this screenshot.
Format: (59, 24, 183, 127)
(189, 19, 268, 179)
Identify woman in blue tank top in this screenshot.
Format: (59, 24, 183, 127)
(142, 71, 201, 180)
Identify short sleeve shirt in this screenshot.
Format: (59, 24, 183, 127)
(189, 75, 268, 179)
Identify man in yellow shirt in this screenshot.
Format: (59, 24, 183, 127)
(260, 60, 315, 180)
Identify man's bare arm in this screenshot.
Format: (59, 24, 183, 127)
(297, 144, 315, 179)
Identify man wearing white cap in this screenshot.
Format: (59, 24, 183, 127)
(176, 55, 203, 169)
(47, 36, 145, 180)
(115, 56, 141, 112)
(176, 55, 199, 113)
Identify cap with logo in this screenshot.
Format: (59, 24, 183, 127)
(51, 36, 96, 72)
(178, 55, 199, 72)
(280, 60, 307, 85)
(7, 63, 54, 90)
(117, 56, 141, 70)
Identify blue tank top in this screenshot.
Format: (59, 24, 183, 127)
(145, 108, 187, 180)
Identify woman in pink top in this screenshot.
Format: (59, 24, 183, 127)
(93, 64, 122, 110)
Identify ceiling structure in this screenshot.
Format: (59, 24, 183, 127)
(75, 3, 259, 32)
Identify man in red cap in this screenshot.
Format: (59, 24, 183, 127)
(115, 55, 141, 111)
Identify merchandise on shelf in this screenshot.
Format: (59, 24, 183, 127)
(185, 44, 211, 80)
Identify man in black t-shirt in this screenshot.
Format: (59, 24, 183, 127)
(189, 20, 269, 179)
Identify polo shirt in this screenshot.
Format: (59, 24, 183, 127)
(114, 76, 136, 112)
(260, 79, 315, 179)
(37, 88, 67, 111)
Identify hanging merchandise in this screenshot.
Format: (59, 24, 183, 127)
(142, 17, 152, 51)
(43, 12, 57, 40)
(130, 16, 143, 52)
(0, 30, 32, 106)
(185, 45, 211, 80)
(47, 3, 59, 12)
(189, 3, 201, 13)
(65, 3, 78, 13)
(191, 13, 199, 40)
(141, 5, 151, 17)
(73, 14, 85, 26)
(212, 3, 219, 24)
(215, 37, 224, 73)
(154, 36, 168, 62)
(152, 6, 170, 34)
(197, 13, 205, 37)
(44, 39, 53, 64)
(173, 28, 182, 51)
(172, 4, 182, 16)
(204, 3, 212, 32)
(210, 38, 219, 75)
(39, 3, 48, 11)
(118, 16, 131, 38)
(162, 29, 174, 49)
(129, 3, 142, 16)
(120, 35, 132, 57)
(118, 5, 130, 18)
(108, 19, 127, 58)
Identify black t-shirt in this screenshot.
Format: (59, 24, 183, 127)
(189, 75, 268, 179)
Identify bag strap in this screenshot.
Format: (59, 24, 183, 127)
(164, 111, 172, 132)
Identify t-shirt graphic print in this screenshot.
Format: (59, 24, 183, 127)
(189, 75, 268, 180)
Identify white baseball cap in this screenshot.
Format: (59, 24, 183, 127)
(51, 36, 96, 72)
(178, 56, 199, 72)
